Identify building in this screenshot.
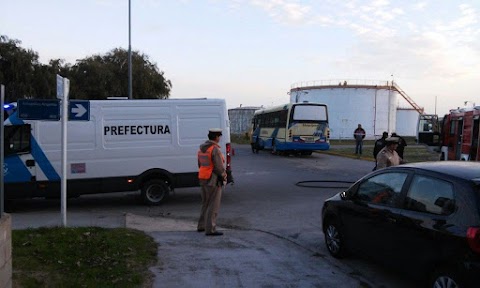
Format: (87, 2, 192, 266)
(289, 80, 423, 140)
(228, 106, 262, 135)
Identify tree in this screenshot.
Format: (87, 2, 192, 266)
(0, 36, 45, 102)
(70, 48, 171, 100)
(0, 35, 172, 102)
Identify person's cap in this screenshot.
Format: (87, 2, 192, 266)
(382, 131, 388, 136)
(209, 128, 223, 135)
(385, 136, 399, 143)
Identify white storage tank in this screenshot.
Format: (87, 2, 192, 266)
(289, 80, 423, 140)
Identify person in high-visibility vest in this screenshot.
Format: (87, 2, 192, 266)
(197, 128, 227, 236)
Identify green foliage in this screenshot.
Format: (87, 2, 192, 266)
(13, 227, 157, 288)
(0, 36, 40, 102)
(230, 133, 251, 144)
(70, 49, 171, 100)
(0, 35, 171, 102)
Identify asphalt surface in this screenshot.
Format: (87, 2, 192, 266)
(9, 145, 402, 288)
(127, 214, 361, 288)
(11, 211, 364, 288)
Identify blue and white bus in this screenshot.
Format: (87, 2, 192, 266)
(251, 102, 330, 155)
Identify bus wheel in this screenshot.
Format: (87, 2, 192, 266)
(141, 179, 170, 205)
(301, 151, 313, 156)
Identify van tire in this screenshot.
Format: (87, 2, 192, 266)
(141, 179, 169, 205)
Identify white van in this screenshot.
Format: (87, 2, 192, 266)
(3, 98, 232, 205)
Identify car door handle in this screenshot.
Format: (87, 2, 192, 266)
(387, 217, 397, 223)
(26, 159, 35, 167)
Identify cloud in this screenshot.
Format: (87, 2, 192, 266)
(250, 0, 311, 24)
(413, 2, 428, 10)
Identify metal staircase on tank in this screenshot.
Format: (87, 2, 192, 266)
(392, 82, 425, 114)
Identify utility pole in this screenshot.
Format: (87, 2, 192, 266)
(128, 0, 133, 99)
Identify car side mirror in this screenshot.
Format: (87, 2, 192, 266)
(341, 190, 355, 200)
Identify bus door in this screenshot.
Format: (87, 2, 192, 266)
(455, 118, 463, 160)
(470, 116, 479, 161)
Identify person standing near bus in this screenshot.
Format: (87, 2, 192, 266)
(353, 124, 366, 155)
(250, 126, 260, 154)
(197, 128, 227, 236)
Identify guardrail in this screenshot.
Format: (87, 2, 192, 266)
(291, 79, 391, 88)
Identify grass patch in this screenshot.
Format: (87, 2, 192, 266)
(230, 133, 251, 144)
(13, 227, 157, 288)
(230, 134, 438, 163)
(324, 144, 439, 163)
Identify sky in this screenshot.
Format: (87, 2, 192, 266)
(1, 0, 479, 116)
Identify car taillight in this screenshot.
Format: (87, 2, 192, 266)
(226, 143, 231, 170)
(467, 227, 480, 253)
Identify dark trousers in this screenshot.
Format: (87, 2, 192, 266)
(355, 141, 363, 154)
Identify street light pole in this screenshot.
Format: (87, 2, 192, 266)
(128, 0, 132, 99)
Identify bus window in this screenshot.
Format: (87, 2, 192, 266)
(4, 124, 31, 156)
(292, 105, 327, 121)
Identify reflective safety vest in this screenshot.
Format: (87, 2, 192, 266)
(198, 144, 224, 180)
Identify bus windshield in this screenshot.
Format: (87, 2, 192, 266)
(292, 105, 327, 121)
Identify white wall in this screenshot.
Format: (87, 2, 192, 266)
(290, 87, 398, 140)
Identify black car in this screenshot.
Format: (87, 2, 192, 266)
(322, 161, 480, 288)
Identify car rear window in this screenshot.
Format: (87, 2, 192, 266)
(405, 175, 455, 215)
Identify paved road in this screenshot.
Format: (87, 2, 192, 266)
(10, 144, 418, 288)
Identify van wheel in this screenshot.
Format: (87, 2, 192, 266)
(141, 180, 170, 205)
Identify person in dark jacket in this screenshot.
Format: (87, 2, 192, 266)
(373, 131, 388, 170)
(353, 124, 366, 155)
(391, 132, 407, 159)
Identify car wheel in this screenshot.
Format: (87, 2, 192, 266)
(430, 268, 463, 288)
(141, 179, 170, 205)
(324, 219, 346, 258)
